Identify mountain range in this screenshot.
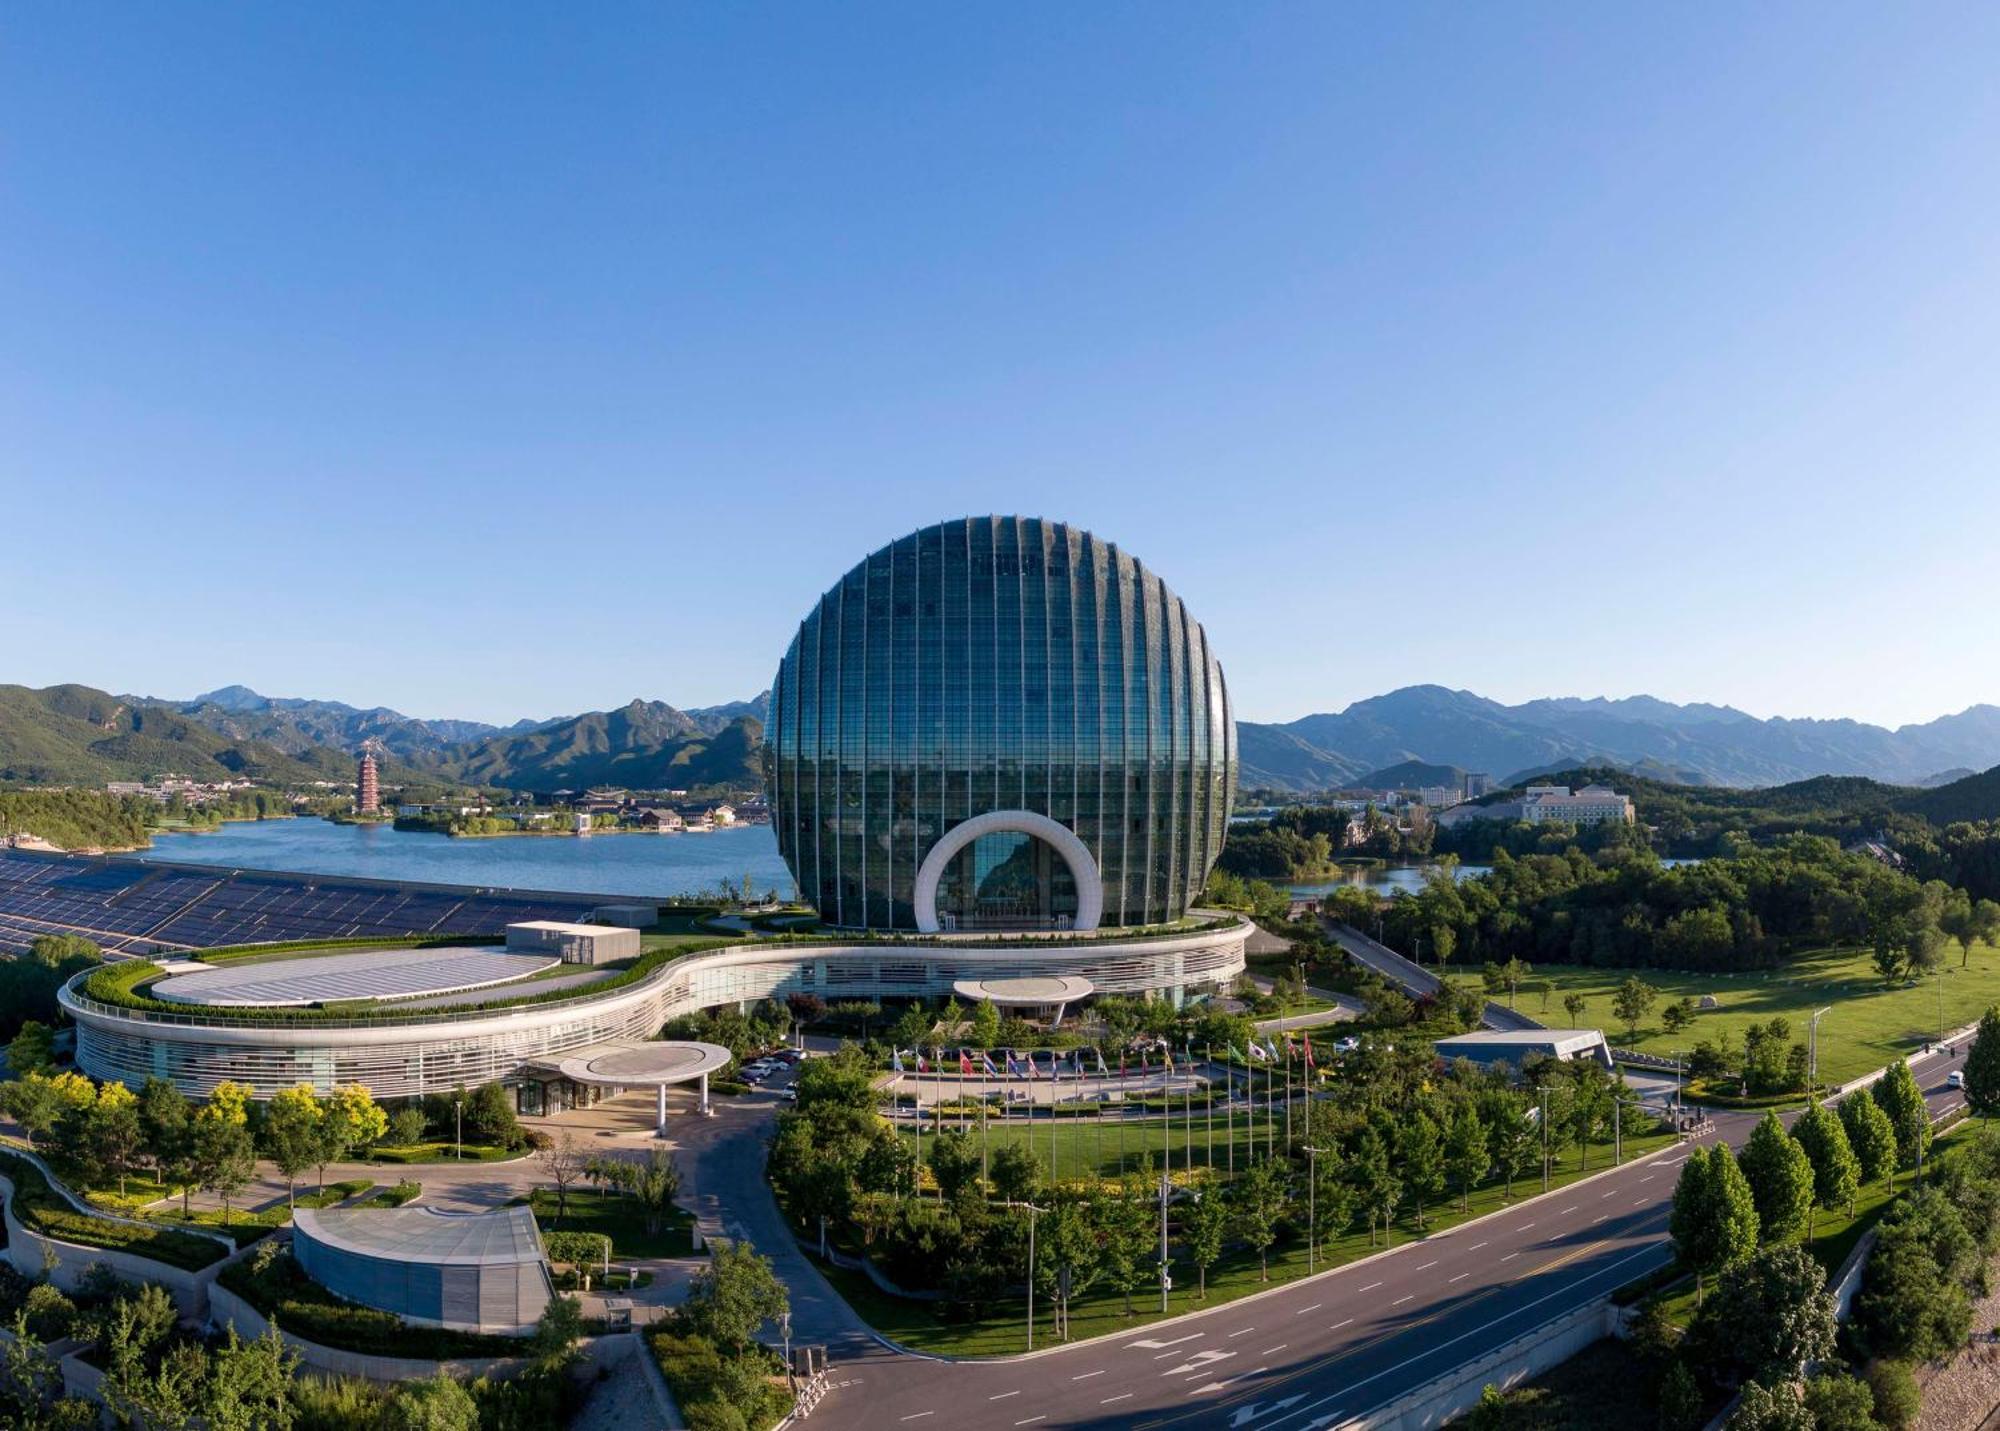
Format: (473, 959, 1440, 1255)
(8, 679, 2000, 797)
(1235, 686, 2000, 791)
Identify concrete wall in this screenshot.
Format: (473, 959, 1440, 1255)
(1333, 1299, 1622, 1430)
(0, 1170, 230, 1321)
(207, 1279, 531, 1384)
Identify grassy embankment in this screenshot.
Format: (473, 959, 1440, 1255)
(1459, 942, 2000, 1090)
(821, 1124, 1678, 1358)
(526, 1188, 696, 1259)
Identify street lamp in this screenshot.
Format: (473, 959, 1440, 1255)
(1808, 1008, 1832, 1092)
(1158, 1172, 1174, 1313)
(454, 1090, 464, 1162)
(999, 1200, 1049, 1352)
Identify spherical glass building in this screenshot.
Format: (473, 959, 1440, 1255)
(768, 516, 1236, 932)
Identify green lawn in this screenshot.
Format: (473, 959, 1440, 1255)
(1466, 943, 2000, 1088)
(833, 1126, 1678, 1357)
(939, 1112, 1285, 1184)
(528, 1188, 694, 1259)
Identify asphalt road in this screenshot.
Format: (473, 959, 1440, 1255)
(803, 1041, 1973, 1431)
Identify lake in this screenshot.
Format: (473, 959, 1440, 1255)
(140, 818, 795, 900)
(1286, 864, 1492, 899)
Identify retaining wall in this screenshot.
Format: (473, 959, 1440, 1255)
(1334, 1298, 1622, 1429)
(0, 1171, 232, 1321)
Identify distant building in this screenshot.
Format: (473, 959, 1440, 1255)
(356, 752, 380, 815)
(639, 808, 685, 832)
(1434, 783, 1633, 830)
(1463, 772, 1494, 799)
(1432, 1029, 1614, 1076)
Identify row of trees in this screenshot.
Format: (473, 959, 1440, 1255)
(0, 1069, 529, 1221)
(1379, 835, 1995, 978)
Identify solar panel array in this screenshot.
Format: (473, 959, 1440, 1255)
(0, 848, 603, 955)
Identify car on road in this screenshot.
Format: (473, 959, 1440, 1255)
(1948, 1070, 1965, 1090)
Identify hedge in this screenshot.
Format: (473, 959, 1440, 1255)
(367, 1181, 421, 1207)
(194, 935, 492, 966)
(293, 1179, 374, 1209)
(219, 1250, 524, 1359)
(0, 1150, 225, 1271)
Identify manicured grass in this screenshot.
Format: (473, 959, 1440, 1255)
(528, 1188, 694, 1259)
(829, 1127, 1678, 1357)
(1462, 943, 2000, 1089)
(365, 1180, 422, 1207)
(943, 1112, 1285, 1183)
(293, 1178, 374, 1209)
(0, 1150, 228, 1269)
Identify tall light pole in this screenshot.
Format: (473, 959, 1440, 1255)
(1001, 1200, 1048, 1352)
(1303, 1146, 1327, 1271)
(1540, 1085, 1550, 1193)
(454, 1090, 463, 1162)
(1808, 1007, 1832, 1092)
(1158, 1172, 1173, 1313)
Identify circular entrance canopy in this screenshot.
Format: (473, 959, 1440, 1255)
(552, 1039, 733, 1088)
(913, 810, 1104, 934)
(951, 975, 1096, 1007)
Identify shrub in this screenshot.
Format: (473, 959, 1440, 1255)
(1864, 1360, 1919, 1430)
(22, 1281, 77, 1340)
(370, 1181, 421, 1208)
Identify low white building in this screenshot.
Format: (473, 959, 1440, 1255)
(1432, 1028, 1614, 1075)
(505, 921, 641, 965)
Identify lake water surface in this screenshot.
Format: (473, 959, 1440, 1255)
(141, 819, 794, 900)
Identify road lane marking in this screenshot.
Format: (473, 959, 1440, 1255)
(1129, 1332, 1204, 1350)
(1329, 1318, 1352, 1331)
(1559, 1206, 1578, 1215)
(1358, 1282, 1382, 1293)
(1392, 1295, 1413, 1306)
(1448, 1273, 1468, 1283)
(990, 1391, 1019, 1400)
(1593, 1216, 1608, 1224)
(1468, 1242, 1488, 1251)
(900, 1414, 933, 1422)
(1294, 1303, 1322, 1314)
(1501, 1252, 1519, 1261)
(1262, 1344, 1288, 1355)
(1228, 1328, 1256, 1338)
(1639, 1175, 1654, 1183)
(1514, 1223, 1533, 1231)
(1072, 1370, 1105, 1380)
(1415, 1261, 1436, 1272)
(1015, 1417, 1046, 1426)
(1102, 1393, 1134, 1404)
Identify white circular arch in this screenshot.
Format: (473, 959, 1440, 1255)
(913, 810, 1103, 934)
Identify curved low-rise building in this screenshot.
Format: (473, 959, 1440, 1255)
(62, 919, 1249, 1104)
(290, 1205, 553, 1335)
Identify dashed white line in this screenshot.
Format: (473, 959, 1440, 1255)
(1295, 1302, 1322, 1315)
(1358, 1281, 1382, 1293)
(1634, 1200, 1648, 1207)
(1227, 1327, 1255, 1338)
(1015, 1417, 1046, 1426)
(1501, 1252, 1520, 1262)
(1559, 1206, 1578, 1215)
(1593, 1216, 1608, 1224)
(1330, 1318, 1353, 1331)
(1515, 1223, 1534, 1232)
(1071, 1370, 1104, 1380)
(900, 1415, 934, 1422)
(1262, 1344, 1289, 1355)
(1600, 1191, 1616, 1200)
(1101, 1393, 1133, 1405)
(1415, 1261, 1437, 1272)
(1468, 1242, 1488, 1251)
(1392, 1295, 1414, 1306)
(1639, 1175, 1655, 1183)
(989, 1391, 1020, 1400)
(1448, 1273, 1469, 1283)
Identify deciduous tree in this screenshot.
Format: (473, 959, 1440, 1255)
(1790, 1100, 1860, 1229)
(1737, 1113, 1814, 1246)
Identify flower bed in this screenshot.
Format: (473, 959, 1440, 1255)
(0, 1150, 225, 1271)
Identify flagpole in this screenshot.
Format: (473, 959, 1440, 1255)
(1285, 1039, 1293, 1153)
(1226, 1048, 1234, 1177)
(1205, 1043, 1214, 1172)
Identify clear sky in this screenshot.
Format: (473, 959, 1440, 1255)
(5, 6, 1997, 729)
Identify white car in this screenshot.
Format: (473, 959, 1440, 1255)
(1948, 1070, 1965, 1090)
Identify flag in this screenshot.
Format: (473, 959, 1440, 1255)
(1005, 1052, 1024, 1078)
(1303, 1034, 1315, 1069)
(981, 1052, 1000, 1077)
(892, 1048, 905, 1074)
(1247, 1042, 1270, 1063)
(1094, 1048, 1109, 1076)
(1162, 1046, 1174, 1073)
(1264, 1038, 1283, 1062)
(960, 1050, 974, 1077)
(915, 1051, 928, 1074)
(1024, 1053, 1039, 1080)
(1229, 1043, 1248, 1064)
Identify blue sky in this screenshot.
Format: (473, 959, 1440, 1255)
(5, 6, 1998, 728)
